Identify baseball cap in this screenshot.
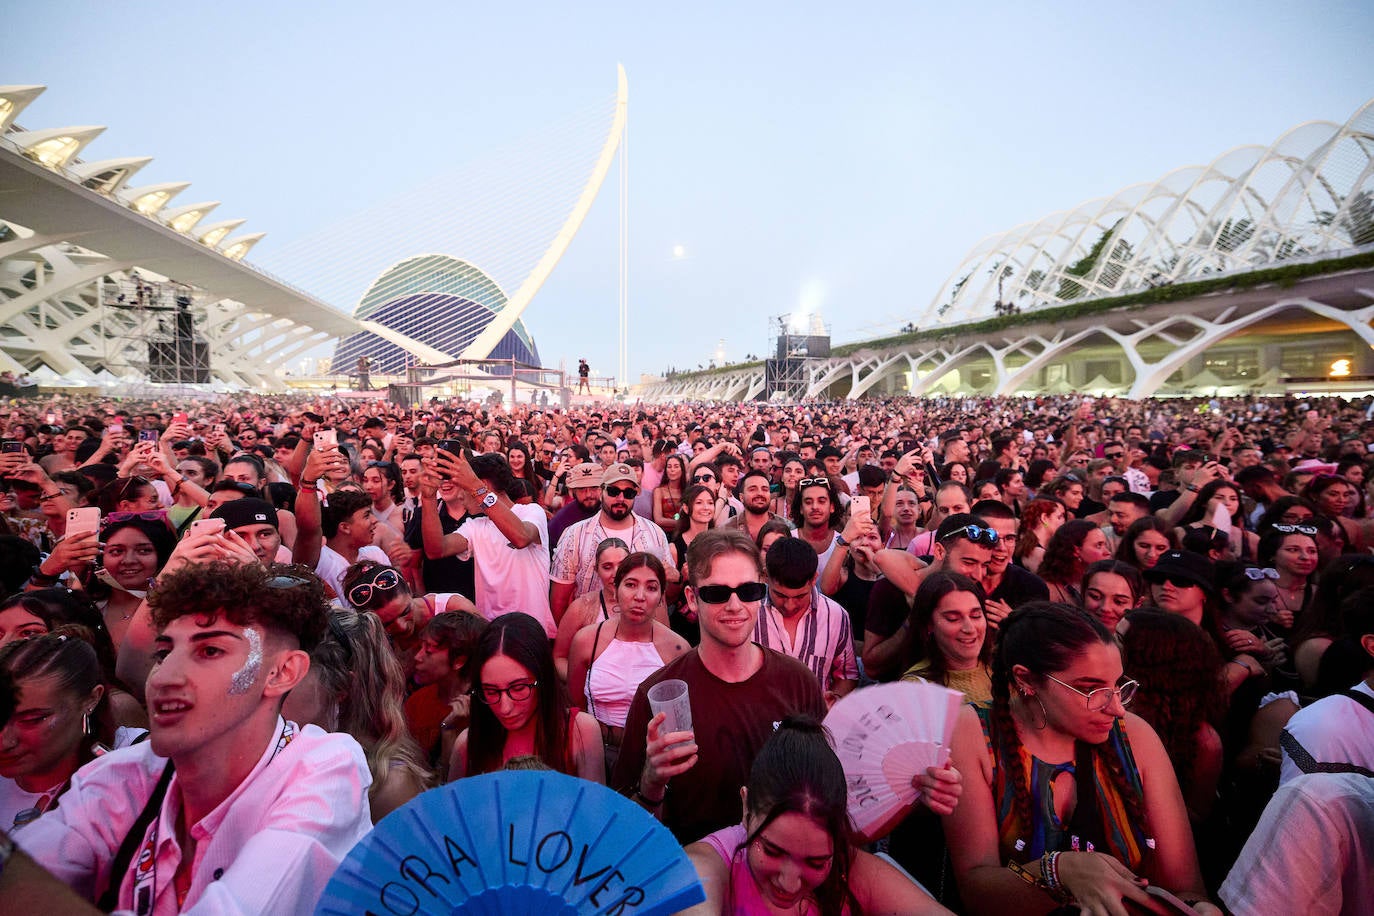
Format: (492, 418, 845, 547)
(566, 463, 603, 489)
(602, 463, 637, 488)
(209, 497, 279, 531)
(1142, 550, 1215, 592)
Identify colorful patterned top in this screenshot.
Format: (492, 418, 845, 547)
(974, 704, 1152, 871)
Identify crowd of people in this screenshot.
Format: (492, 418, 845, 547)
(0, 388, 1371, 914)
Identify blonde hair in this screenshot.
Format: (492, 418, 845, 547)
(318, 609, 433, 796)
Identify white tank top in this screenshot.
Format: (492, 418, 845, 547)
(585, 629, 666, 729)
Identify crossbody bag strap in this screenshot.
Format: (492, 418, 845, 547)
(97, 761, 175, 913)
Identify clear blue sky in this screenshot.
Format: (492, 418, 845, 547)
(8, 1, 1373, 382)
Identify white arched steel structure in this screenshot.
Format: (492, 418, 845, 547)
(921, 100, 1374, 326)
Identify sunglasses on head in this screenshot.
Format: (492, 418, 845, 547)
(797, 477, 830, 490)
(1273, 524, 1318, 536)
(693, 581, 768, 604)
(604, 484, 638, 499)
(347, 567, 402, 608)
(102, 509, 171, 530)
(938, 524, 999, 546)
(1243, 567, 1280, 580)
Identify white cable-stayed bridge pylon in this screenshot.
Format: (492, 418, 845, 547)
(256, 65, 629, 375)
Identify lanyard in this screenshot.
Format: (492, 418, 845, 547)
(130, 721, 296, 916)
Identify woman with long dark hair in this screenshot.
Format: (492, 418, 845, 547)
(0, 627, 128, 830)
(654, 454, 689, 534)
(1176, 479, 1257, 562)
(569, 553, 688, 773)
(1079, 559, 1145, 631)
(944, 603, 1218, 914)
(684, 717, 951, 916)
(1037, 520, 1112, 605)
(1115, 516, 1175, 572)
(504, 441, 543, 505)
(448, 612, 602, 782)
(1257, 525, 1320, 633)
(1120, 610, 1225, 825)
(898, 571, 992, 704)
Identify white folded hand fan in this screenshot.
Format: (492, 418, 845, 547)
(823, 680, 965, 833)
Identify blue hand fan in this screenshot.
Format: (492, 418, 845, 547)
(314, 770, 704, 916)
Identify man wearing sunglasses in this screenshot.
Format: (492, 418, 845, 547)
(550, 463, 672, 624)
(613, 530, 824, 841)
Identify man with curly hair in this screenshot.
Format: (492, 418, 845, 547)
(11, 561, 372, 914)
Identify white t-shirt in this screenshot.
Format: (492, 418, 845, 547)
(1280, 680, 1374, 786)
(456, 502, 555, 636)
(315, 543, 389, 601)
(1220, 771, 1374, 916)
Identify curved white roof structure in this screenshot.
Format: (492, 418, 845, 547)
(921, 99, 1374, 325)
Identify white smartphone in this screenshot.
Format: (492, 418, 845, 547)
(314, 429, 338, 450)
(189, 517, 226, 536)
(851, 495, 871, 519)
(66, 507, 102, 537)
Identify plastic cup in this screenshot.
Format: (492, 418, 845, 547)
(647, 679, 693, 745)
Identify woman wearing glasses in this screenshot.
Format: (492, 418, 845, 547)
(448, 612, 603, 783)
(944, 603, 1219, 915)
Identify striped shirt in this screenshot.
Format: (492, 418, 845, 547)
(753, 587, 858, 693)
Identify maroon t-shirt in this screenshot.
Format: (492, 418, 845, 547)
(613, 646, 825, 843)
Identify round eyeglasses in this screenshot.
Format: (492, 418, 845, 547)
(1043, 673, 1138, 712)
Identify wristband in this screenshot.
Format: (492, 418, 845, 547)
(1186, 484, 1200, 493)
(28, 565, 60, 587)
(835, 534, 849, 548)
(631, 785, 665, 807)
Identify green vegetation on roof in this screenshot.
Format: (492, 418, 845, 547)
(661, 249, 1374, 383)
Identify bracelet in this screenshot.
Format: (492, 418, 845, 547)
(1040, 851, 1063, 895)
(631, 785, 665, 808)
(1186, 484, 1200, 493)
(28, 565, 60, 586)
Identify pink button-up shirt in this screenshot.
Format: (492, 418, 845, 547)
(18, 718, 372, 915)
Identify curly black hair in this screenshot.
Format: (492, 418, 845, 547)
(148, 561, 329, 651)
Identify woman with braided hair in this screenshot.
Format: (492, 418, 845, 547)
(943, 602, 1220, 915)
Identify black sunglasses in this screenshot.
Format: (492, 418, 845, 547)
(604, 484, 639, 499)
(692, 473, 716, 483)
(693, 581, 767, 604)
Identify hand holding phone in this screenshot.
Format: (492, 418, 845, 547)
(66, 507, 102, 538)
(314, 429, 338, 450)
(189, 517, 227, 537)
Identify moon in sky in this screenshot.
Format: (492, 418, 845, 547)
(672, 244, 686, 259)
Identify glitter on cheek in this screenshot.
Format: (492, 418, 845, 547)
(229, 627, 263, 696)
